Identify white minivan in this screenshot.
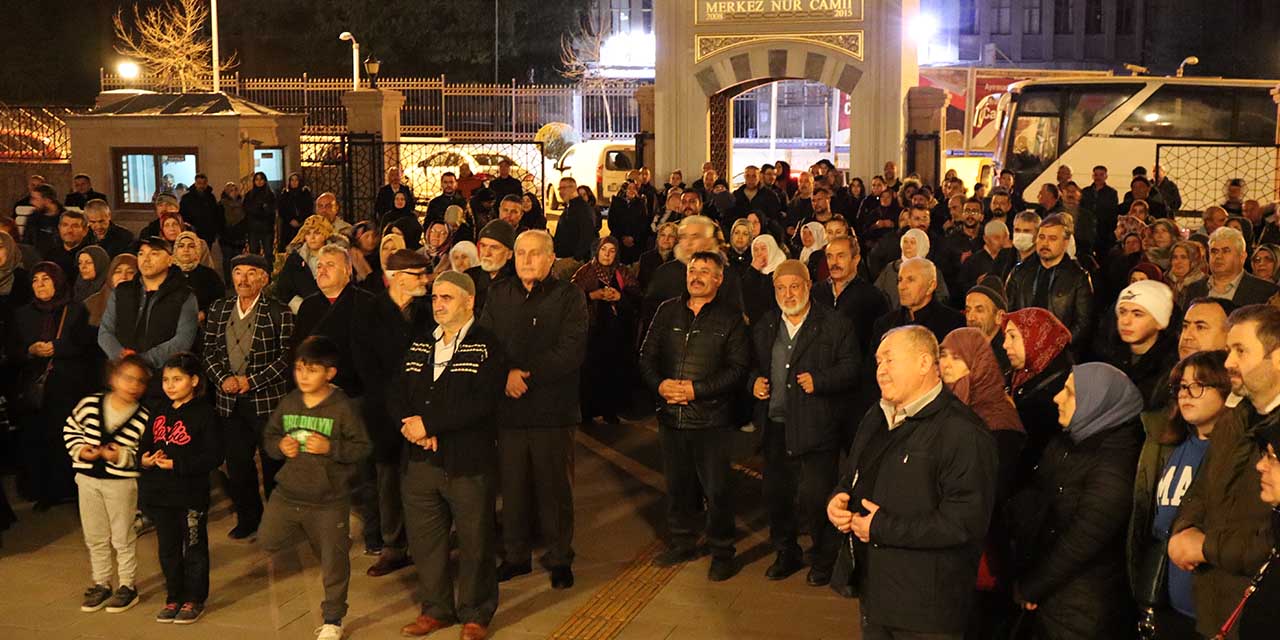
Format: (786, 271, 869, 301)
(545, 140, 636, 210)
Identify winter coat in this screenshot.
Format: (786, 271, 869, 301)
(639, 292, 750, 431)
(243, 185, 277, 233)
(748, 303, 860, 455)
(1005, 257, 1096, 352)
(478, 274, 589, 429)
(839, 388, 998, 634)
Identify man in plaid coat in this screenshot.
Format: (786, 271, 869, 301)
(201, 253, 294, 541)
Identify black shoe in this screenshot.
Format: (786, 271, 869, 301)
(653, 545, 700, 567)
(764, 552, 804, 581)
(549, 566, 574, 589)
(805, 565, 832, 587)
(227, 523, 257, 542)
(173, 601, 204, 624)
(104, 585, 139, 613)
(708, 557, 738, 582)
(80, 584, 113, 612)
(496, 560, 532, 582)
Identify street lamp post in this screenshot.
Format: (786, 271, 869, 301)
(364, 55, 381, 90)
(339, 32, 360, 91)
(211, 0, 221, 92)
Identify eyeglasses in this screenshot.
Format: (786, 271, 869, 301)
(1171, 382, 1217, 398)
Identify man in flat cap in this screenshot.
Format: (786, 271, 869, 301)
(362, 249, 433, 577)
(201, 252, 294, 542)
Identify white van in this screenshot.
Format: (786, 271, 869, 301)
(545, 140, 636, 210)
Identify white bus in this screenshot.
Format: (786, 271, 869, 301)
(994, 76, 1278, 210)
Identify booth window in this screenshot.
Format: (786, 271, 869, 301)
(113, 148, 199, 208)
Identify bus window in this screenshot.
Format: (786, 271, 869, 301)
(1063, 85, 1141, 146)
(1237, 90, 1278, 143)
(1119, 86, 1233, 140)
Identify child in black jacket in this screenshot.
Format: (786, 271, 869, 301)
(139, 353, 224, 625)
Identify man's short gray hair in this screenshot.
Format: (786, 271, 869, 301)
(983, 220, 1009, 238)
(319, 243, 351, 266)
(900, 256, 937, 284)
(882, 325, 940, 363)
(516, 229, 555, 254)
(1209, 225, 1246, 255)
(678, 215, 718, 238)
(1014, 210, 1042, 227)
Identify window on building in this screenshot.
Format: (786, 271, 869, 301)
(609, 0, 630, 35)
(640, 0, 653, 34)
(960, 0, 979, 34)
(113, 148, 198, 208)
(1024, 1, 1043, 34)
(1116, 0, 1135, 34)
(1054, 0, 1073, 34)
(1085, 0, 1104, 34)
(993, 0, 1013, 34)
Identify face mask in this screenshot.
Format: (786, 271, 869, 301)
(1012, 232, 1034, 252)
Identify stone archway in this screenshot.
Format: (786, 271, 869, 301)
(653, 0, 918, 183)
(694, 39, 865, 179)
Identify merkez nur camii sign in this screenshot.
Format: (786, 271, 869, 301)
(695, 0, 864, 24)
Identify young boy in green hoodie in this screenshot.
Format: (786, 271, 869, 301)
(259, 336, 371, 640)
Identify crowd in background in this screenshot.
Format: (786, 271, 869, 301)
(2, 151, 1280, 640)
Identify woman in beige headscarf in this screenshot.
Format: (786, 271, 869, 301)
(83, 253, 138, 327)
(276, 214, 335, 307)
(173, 230, 225, 315)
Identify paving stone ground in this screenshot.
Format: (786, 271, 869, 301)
(0, 418, 858, 639)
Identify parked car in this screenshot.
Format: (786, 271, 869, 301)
(545, 140, 635, 210)
(406, 148, 535, 197)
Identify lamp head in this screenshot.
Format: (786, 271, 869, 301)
(339, 32, 354, 42)
(363, 54, 381, 76)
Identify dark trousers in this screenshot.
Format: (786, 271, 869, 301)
(143, 504, 210, 604)
(659, 426, 735, 559)
(259, 496, 351, 624)
(353, 458, 407, 554)
(402, 460, 498, 625)
(247, 230, 272, 257)
(221, 400, 280, 530)
(498, 426, 575, 568)
(763, 420, 839, 568)
(862, 619, 963, 640)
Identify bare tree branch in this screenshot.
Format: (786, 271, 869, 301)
(558, 8, 616, 134)
(113, 0, 238, 92)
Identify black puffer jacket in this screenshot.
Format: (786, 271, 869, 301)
(748, 303, 860, 455)
(478, 274, 589, 429)
(1009, 418, 1143, 639)
(1005, 258, 1095, 352)
(1012, 350, 1074, 479)
(639, 292, 749, 430)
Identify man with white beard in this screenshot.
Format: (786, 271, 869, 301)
(464, 220, 516, 313)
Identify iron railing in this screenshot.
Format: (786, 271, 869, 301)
(299, 135, 546, 221)
(1155, 144, 1280, 213)
(0, 103, 78, 161)
(102, 71, 643, 141)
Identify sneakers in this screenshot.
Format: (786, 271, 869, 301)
(227, 523, 258, 542)
(80, 584, 113, 612)
(133, 512, 154, 535)
(104, 585, 139, 613)
(156, 603, 180, 623)
(173, 602, 204, 624)
(315, 623, 344, 640)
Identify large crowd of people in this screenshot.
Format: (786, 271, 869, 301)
(2, 156, 1280, 640)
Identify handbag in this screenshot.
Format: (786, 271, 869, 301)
(15, 307, 68, 412)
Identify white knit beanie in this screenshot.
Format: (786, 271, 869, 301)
(1117, 279, 1174, 329)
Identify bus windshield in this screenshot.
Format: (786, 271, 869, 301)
(1000, 83, 1142, 190)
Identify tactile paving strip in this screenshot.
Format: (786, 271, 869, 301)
(548, 540, 683, 639)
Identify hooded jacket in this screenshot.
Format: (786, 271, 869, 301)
(138, 398, 224, 508)
(263, 386, 371, 506)
(1010, 363, 1143, 639)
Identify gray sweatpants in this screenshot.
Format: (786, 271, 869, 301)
(76, 474, 138, 588)
(259, 496, 352, 623)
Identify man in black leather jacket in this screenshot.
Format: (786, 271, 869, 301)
(639, 250, 750, 582)
(1005, 213, 1095, 353)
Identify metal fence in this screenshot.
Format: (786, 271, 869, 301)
(102, 71, 642, 141)
(0, 103, 76, 161)
(299, 134, 546, 221)
(1156, 144, 1280, 213)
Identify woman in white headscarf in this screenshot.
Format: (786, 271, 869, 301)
(797, 221, 828, 264)
(743, 234, 788, 324)
(448, 241, 480, 273)
(874, 228, 949, 308)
